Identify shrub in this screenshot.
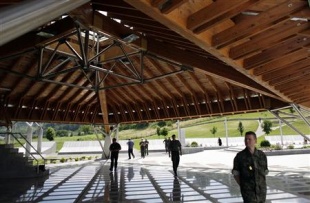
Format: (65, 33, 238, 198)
(157, 121, 166, 127)
(287, 144, 294, 149)
(75, 157, 79, 162)
(191, 141, 198, 147)
(46, 127, 56, 141)
(260, 140, 271, 147)
(161, 128, 168, 136)
(274, 144, 282, 150)
(56, 130, 69, 137)
(60, 158, 66, 163)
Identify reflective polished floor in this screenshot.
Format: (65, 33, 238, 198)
(0, 150, 309, 203)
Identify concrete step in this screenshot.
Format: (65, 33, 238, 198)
(0, 144, 48, 179)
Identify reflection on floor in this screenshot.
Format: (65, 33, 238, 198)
(0, 161, 309, 203)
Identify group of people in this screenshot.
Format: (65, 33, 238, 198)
(109, 131, 268, 203)
(139, 138, 149, 158)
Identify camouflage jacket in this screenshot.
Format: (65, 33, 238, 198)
(232, 148, 268, 203)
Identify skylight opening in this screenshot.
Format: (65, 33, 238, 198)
(290, 17, 308, 22)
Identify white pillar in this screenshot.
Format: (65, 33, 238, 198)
(180, 129, 186, 146)
(177, 120, 181, 137)
(26, 123, 33, 157)
(37, 125, 43, 153)
(115, 124, 119, 141)
(279, 120, 283, 146)
(5, 126, 11, 144)
(224, 117, 229, 147)
(177, 120, 185, 146)
(102, 132, 111, 159)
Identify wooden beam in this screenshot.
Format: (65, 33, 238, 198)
(187, 0, 246, 31)
(264, 58, 310, 83)
(192, 0, 259, 34)
(98, 86, 110, 132)
(212, 1, 307, 48)
(229, 20, 309, 60)
(89, 11, 278, 99)
(253, 48, 308, 75)
(244, 36, 310, 69)
(160, 0, 187, 14)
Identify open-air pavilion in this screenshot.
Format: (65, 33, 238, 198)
(0, 0, 310, 202)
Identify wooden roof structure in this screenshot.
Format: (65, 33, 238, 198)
(0, 0, 309, 127)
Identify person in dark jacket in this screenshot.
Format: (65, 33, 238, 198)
(232, 131, 268, 203)
(169, 134, 182, 177)
(218, 137, 222, 146)
(127, 139, 135, 159)
(109, 138, 121, 172)
(139, 138, 146, 158)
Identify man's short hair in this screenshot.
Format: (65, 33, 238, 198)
(112, 138, 116, 141)
(245, 131, 257, 139)
(172, 134, 176, 137)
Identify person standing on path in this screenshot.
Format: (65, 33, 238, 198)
(232, 131, 268, 203)
(109, 138, 121, 172)
(145, 139, 149, 156)
(163, 138, 169, 153)
(139, 138, 146, 158)
(127, 139, 135, 159)
(218, 137, 222, 146)
(169, 134, 182, 177)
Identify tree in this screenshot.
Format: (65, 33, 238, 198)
(210, 126, 217, 137)
(79, 125, 92, 135)
(237, 121, 244, 136)
(56, 130, 69, 137)
(157, 121, 166, 127)
(161, 127, 168, 136)
(261, 120, 272, 135)
(46, 127, 56, 141)
(135, 123, 149, 129)
(156, 127, 161, 136)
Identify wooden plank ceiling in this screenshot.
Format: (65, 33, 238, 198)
(1, 0, 309, 126)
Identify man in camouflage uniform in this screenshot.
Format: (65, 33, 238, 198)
(232, 131, 268, 203)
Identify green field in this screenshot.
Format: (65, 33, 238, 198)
(1, 111, 309, 151)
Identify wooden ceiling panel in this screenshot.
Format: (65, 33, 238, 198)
(2, 0, 308, 125)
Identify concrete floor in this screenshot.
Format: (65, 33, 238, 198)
(0, 149, 309, 203)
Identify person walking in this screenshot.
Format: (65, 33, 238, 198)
(169, 134, 182, 177)
(139, 138, 146, 158)
(218, 137, 222, 146)
(163, 138, 168, 153)
(232, 131, 268, 203)
(145, 139, 149, 156)
(109, 138, 121, 172)
(127, 139, 135, 159)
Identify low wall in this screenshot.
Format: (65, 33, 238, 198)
(19, 142, 56, 154)
(186, 137, 244, 147)
(264, 148, 310, 156)
(58, 141, 104, 154)
(182, 147, 204, 154)
(265, 135, 307, 145)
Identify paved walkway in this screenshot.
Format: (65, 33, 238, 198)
(1, 149, 309, 203)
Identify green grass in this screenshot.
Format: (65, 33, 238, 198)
(166, 120, 259, 138)
(2, 111, 309, 152)
(269, 120, 310, 135)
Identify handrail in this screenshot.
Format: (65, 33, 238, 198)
(0, 132, 46, 172)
